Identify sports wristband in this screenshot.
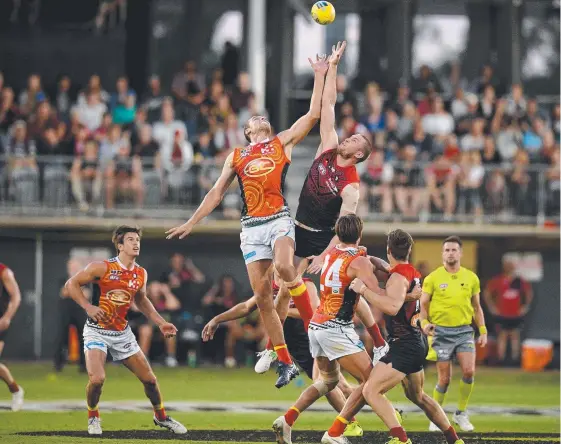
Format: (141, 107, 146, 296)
(420, 319, 430, 329)
(479, 325, 488, 335)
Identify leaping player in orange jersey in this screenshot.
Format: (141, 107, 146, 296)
(166, 54, 330, 388)
(65, 225, 187, 437)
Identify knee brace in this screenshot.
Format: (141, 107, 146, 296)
(313, 369, 340, 396)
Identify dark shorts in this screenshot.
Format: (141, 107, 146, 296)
(495, 316, 524, 330)
(294, 224, 334, 259)
(284, 316, 314, 379)
(380, 335, 428, 375)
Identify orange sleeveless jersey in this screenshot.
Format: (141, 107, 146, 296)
(232, 136, 291, 226)
(90, 257, 146, 331)
(312, 245, 367, 324)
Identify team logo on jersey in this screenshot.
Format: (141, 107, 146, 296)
(244, 157, 275, 177)
(439, 283, 448, 289)
(106, 289, 132, 306)
(318, 163, 327, 175)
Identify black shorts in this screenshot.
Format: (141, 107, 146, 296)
(495, 316, 524, 330)
(294, 224, 334, 259)
(284, 316, 314, 379)
(380, 335, 428, 375)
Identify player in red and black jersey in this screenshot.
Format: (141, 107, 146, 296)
(0, 263, 24, 411)
(326, 230, 464, 444)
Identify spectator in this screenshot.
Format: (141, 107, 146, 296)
(224, 309, 264, 368)
(51, 74, 75, 122)
(77, 74, 110, 106)
(451, 88, 469, 120)
(193, 131, 218, 161)
(214, 113, 244, 156)
(421, 96, 454, 140)
(18, 74, 44, 117)
(479, 85, 497, 121)
(522, 98, 546, 129)
(221, 41, 240, 88)
(358, 149, 393, 217)
(362, 82, 384, 118)
(546, 147, 560, 216)
(505, 83, 527, 119)
(510, 149, 532, 216)
(171, 60, 205, 127)
(161, 129, 194, 200)
(416, 86, 437, 117)
(0, 88, 19, 140)
(6, 120, 38, 204)
(28, 101, 64, 141)
(337, 115, 368, 142)
(152, 99, 187, 148)
(470, 64, 500, 95)
(484, 257, 533, 366)
(482, 136, 502, 165)
(110, 75, 135, 110)
(74, 92, 107, 131)
(99, 123, 127, 168)
(396, 101, 417, 142)
(541, 130, 558, 162)
(362, 99, 385, 134)
(335, 74, 357, 116)
(411, 65, 441, 95)
(457, 151, 484, 218)
(496, 115, 522, 162)
(161, 254, 206, 304)
(230, 72, 253, 113)
(112, 92, 137, 125)
(456, 93, 480, 136)
(133, 124, 162, 206)
(551, 103, 560, 141)
(237, 93, 267, 129)
(136, 281, 181, 367)
(129, 107, 148, 147)
(104, 141, 143, 210)
(391, 80, 411, 116)
(142, 75, 166, 124)
(461, 118, 486, 152)
(394, 145, 425, 218)
(426, 153, 457, 218)
(70, 139, 102, 211)
(93, 112, 113, 144)
(441, 61, 469, 100)
(212, 94, 233, 126)
(406, 120, 433, 159)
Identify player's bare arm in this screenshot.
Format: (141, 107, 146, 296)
(351, 264, 408, 316)
(166, 151, 236, 239)
(65, 261, 108, 322)
(307, 183, 359, 274)
(420, 291, 435, 335)
(135, 271, 177, 339)
(0, 268, 21, 331)
(471, 292, 487, 347)
(278, 55, 328, 159)
(202, 296, 258, 341)
(317, 40, 347, 157)
(521, 284, 533, 316)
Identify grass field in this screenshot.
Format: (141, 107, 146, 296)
(0, 362, 559, 443)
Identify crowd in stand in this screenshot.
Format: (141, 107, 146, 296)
(0, 62, 559, 220)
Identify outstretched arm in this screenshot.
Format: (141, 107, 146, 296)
(202, 296, 258, 341)
(278, 55, 328, 158)
(317, 41, 347, 157)
(166, 152, 236, 239)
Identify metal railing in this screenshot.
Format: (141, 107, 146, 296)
(0, 156, 558, 225)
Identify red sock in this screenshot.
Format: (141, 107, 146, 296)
(390, 427, 408, 442)
(366, 324, 386, 347)
(444, 426, 459, 444)
(87, 407, 99, 419)
(154, 404, 167, 421)
(287, 280, 314, 329)
(284, 406, 300, 426)
(274, 344, 293, 364)
(266, 338, 273, 350)
(7, 381, 19, 394)
(328, 416, 348, 437)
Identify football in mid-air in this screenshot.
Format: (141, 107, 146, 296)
(311, 1, 336, 25)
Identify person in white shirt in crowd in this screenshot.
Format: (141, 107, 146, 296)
(458, 151, 485, 218)
(505, 84, 527, 119)
(422, 96, 455, 139)
(74, 92, 107, 132)
(99, 124, 128, 169)
(152, 99, 187, 149)
(495, 115, 523, 162)
(451, 88, 469, 120)
(461, 118, 486, 152)
(77, 75, 110, 106)
(160, 129, 194, 199)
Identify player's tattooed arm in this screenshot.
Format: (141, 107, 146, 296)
(65, 261, 108, 322)
(0, 268, 21, 331)
(135, 270, 178, 338)
(317, 40, 347, 157)
(166, 152, 236, 239)
(278, 54, 328, 157)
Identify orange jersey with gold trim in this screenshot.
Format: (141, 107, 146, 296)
(232, 136, 291, 226)
(88, 257, 146, 331)
(312, 245, 367, 324)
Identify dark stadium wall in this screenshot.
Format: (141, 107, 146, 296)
(0, 232, 558, 359)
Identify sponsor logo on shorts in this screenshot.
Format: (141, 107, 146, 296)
(244, 251, 257, 260)
(243, 157, 275, 178)
(85, 341, 106, 350)
(123, 342, 132, 350)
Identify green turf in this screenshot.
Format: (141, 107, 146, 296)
(3, 363, 559, 407)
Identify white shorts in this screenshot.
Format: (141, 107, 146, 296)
(83, 324, 140, 362)
(308, 322, 365, 361)
(240, 216, 295, 264)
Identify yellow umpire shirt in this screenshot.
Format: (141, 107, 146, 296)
(422, 266, 481, 328)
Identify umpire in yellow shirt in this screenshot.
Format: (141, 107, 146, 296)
(420, 236, 487, 433)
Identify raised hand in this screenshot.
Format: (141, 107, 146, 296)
(166, 222, 193, 240)
(159, 322, 178, 339)
(308, 54, 329, 76)
(329, 40, 347, 66)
